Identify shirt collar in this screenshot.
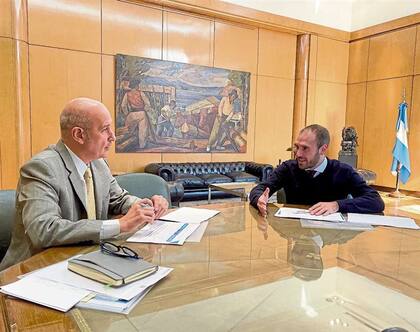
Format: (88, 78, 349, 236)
(313, 156, 327, 174)
(64, 144, 88, 179)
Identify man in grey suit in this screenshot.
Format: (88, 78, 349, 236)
(0, 97, 168, 270)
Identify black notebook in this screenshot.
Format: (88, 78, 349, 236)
(68, 250, 158, 287)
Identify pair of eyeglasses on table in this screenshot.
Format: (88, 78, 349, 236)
(100, 241, 141, 259)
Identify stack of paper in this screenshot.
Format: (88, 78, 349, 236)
(1, 276, 90, 312)
(275, 207, 345, 222)
(0, 258, 173, 314)
(128, 207, 219, 244)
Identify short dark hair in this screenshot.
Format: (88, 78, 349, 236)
(301, 124, 330, 148)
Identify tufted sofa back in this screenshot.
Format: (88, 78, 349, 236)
(145, 161, 273, 183)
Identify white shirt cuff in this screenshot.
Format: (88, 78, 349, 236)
(100, 219, 120, 240)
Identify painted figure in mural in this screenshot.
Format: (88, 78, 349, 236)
(121, 79, 156, 149)
(206, 89, 239, 151)
(157, 100, 176, 137)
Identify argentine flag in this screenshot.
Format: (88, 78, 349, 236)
(391, 101, 411, 184)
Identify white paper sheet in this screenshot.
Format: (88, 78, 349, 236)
(275, 207, 345, 222)
(30, 260, 172, 301)
(300, 219, 373, 231)
(397, 204, 420, 215)
(185, 221, 208, 242)
(347, 213, 420, 230)
(160, 207, 219, 223)
(127, 220, 200, 245)
(0, 276, 90, 312)
(76, 286, 153, 314)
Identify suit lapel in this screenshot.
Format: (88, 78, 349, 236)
(91, 160, 107, 219)
(55, 140, 88, 213)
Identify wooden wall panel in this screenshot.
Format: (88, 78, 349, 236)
(29, 46, 102, 155)
(367, 27, 416, 81)
(306, 36, 348, 159)
(308, 35, 318, 80)
(363, 77, 413, 188)
(348, 39, 369, 84)
(258, 29, 296, 79)
(16, 41, 31, 172)
(163, 11, 214, 66)
(0, 38, 19, 188)
(212, 75, 257, 162)
(311, 81, 347, 159)
(316, 37, 349, 84)
(406, 75, 420, 191)
(214, 21, 258, 74)
(0, 0, 12, 38)
(28, 0, 101, 52)
(102, 0, 162, 58)
(101, 55, 160, 173)
(254, 76, 294, 166)
(346, 83, 367, 167)
(0, 38, 29, 189)
(11, 0, 27, 42)
(306, 79, 316, 126)
(415, 25, 420, 75)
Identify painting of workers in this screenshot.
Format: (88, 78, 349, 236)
(115, 54, 250, 153)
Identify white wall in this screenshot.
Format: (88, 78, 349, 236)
(221, 0, 420, 32)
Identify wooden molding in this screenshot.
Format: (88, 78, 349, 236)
(351, 12, 420, 41)
(130, 0, 350, 41)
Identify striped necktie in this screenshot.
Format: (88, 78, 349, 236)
(84, 167, 96, 219)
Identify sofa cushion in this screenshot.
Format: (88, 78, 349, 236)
(175, 174, 205, 188)
(200, 174, 233, 185)
(226, 171, 258, 183)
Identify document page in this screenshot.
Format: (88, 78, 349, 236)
(127, 220, 200, 245)
(347, 213, 420, 229)
(185, 221, 208, 242)
(1, 276, 90, 312)
(275, 207, 345, 222)
(160, 207, 219, 223)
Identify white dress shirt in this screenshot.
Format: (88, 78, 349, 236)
(64, 145, 120, 239)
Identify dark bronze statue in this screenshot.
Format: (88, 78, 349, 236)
(338, 126, 358, 168)
(340, 126, 358, 153)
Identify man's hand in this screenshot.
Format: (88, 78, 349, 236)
(308, 201, 339, 216)
(119, 201, 156, 233)
(257, 187, 270, 217)
(151, 195, 169, 219)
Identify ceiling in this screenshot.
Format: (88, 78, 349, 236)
(221, 0, 420, 32)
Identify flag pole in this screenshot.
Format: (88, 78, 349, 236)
(388, 89, 407, 198)
(388, 161, 405, 198)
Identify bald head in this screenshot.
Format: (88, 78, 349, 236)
(60, 97, 107, 139)
(59, 97, 115, 163)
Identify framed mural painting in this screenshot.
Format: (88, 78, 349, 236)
(115, 54, 250, 153)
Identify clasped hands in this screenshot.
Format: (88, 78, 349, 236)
(257, 187, 339, 217)
(119, 195, 169, 233)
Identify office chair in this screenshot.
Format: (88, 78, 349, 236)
(115, 173, 172, 207)
(0, 190, 16, 263)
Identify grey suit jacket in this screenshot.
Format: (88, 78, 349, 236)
(0, 140, 137, 270)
